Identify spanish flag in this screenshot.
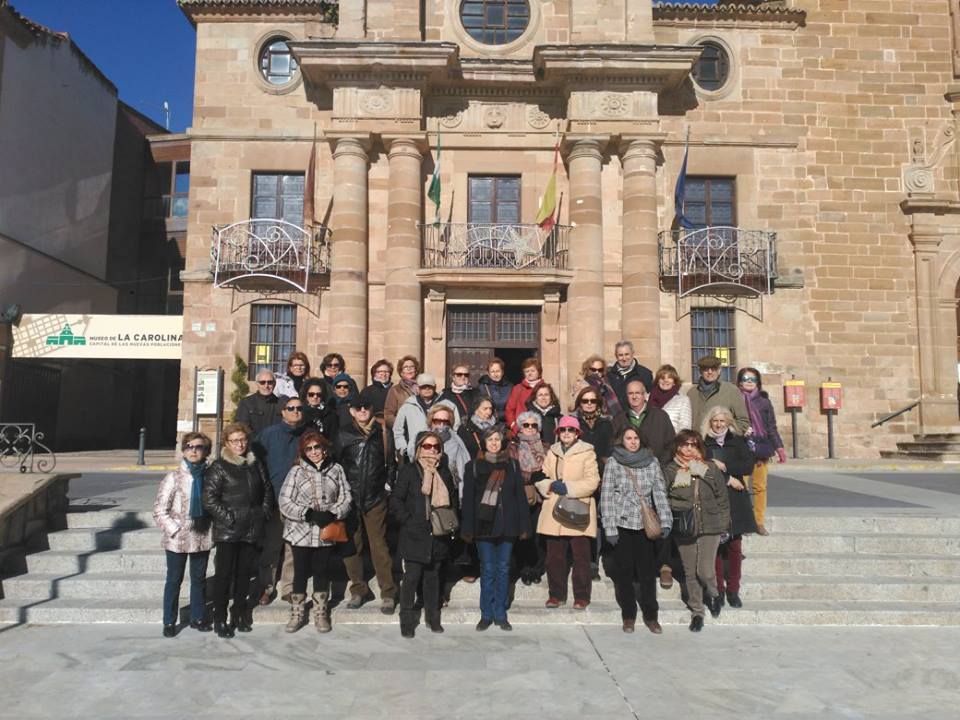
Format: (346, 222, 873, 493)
(535, 135, 560, 233)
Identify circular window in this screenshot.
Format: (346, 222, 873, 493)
(460, 0, 530, 46)
(259, 37, 299, 86)
(692, 41, 730, 92)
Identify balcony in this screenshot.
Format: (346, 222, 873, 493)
(658, 227, 778, 297)
(422, 223, 569, 271)
(211, 219, 330, 293)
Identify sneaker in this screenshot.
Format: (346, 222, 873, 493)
(544, 597, 564, 609)
(346, 591, 375, 610)
(381, 597, 397, 615)
(659, 567, 674, 590)
(572, 599, 590, 610)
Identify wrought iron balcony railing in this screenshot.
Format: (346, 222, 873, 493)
(422, 223, 570, 271)
(211, 219, 330, 293)
(658, 226, 778, 297)
(1, 423, 56, 473)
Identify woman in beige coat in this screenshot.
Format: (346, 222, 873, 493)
(535, 415, 601, 609)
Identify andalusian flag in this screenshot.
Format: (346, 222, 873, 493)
(428, 131, 442, 224)
(535, 133, 560, 233)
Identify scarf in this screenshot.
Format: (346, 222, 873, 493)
(706, 426, 729, 446)
(516, 433, 546, 474)
(354, 416, 377, 437)
(611, 446, 655, 469)
(522, 377, 542, 390)
(579, 409, 598, 428)
(697, 378, 719, 400)
(481, 450, 505, 464)
(400, 378, 418, 393)
(588, 375, 622, 417)
(435, 426, 452, 442)
(616, 359, 637, 378)
(471, 413, 496, 432)
(672, 456, 708, 489)
(416, 395, 436, 414)
(450, 381, 472, 394)
(291, 374, 305, 394)
(648, 383, 679, 409)
(532, 402, 557, 415)
(187, 460, 206, 519)
(479, 465, 506, 520)
(418, 458, 450, 509)
(741, 387, 767, 438)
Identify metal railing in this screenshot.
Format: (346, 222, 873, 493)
(422, 223, 570, 270)
(0, 423, 56, 473)
(211, 219, 331, 293)
(658, 227, 778, 296)
(871, 400, 920, 428)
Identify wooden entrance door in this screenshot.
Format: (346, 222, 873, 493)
(446, 306, 540, 385)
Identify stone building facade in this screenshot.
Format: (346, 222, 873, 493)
(177, 0, 960, 458)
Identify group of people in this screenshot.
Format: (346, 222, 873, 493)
(154, 342, 786, 638)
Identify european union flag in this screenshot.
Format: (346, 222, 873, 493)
(674, 130, 695, 230)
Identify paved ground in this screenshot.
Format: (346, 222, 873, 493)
(0, 623, 956, 719)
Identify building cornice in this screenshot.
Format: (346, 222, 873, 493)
(653, 1, 806, 29)
(289, 40, 460, 87)
(177, 0, 337, 25)
(534, 44, 702, 92)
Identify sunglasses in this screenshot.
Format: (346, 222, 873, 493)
(335, 384, 350, 390)
(327, 362, 342, 368)
(680, 441, 698, 448)
(307, 392, 323, 398)
(581, 398, 599, 405)
(590, 366, 604, 373)
(184, 443, 206, 452)
(521, 423, 539, 429)
(257, 380, 275, 386)
(453, 372, 469, 377)
(432, 418, 452, 426)
(304, 444, 324, 453)
(420, 442, 441, 451)
(558, 428, 577, 434)
(284, 405, 304, 412)
(740, 376, 758, 383)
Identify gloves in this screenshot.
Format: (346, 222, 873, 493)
(304, 509, 336, 526)
(550, 480, 567, 496)
(661, 528, 671, 539)
(605, 532, 619, 547)
(303, 508, 318, 525)
(776, 447, 787, 463)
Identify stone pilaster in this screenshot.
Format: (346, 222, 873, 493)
(328, 134, 370, 373)
(383, 135, 425, 365)
(565, 137, 606, 377)
(620, 136, 663, 369)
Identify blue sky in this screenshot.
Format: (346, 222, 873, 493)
(13, 0, 196, 132)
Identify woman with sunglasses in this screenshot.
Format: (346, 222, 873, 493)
(203, 422, 274, 638)
(649, 364, 692, 433)
(573, 385, 614, 474)
(459, 396, 498, 459)
(274, 351, 311, 399)
(664, 430, 730, 632)
(278, 432, 352, 633)
(385, 355, 421, 429)
(321, 353, 359, 396)
(535, 415, 601, 610)
(511, 411, 549, 585)
(154, 432, 214, 637)
(525, 383, 562, 445)
(330, 371, 359, 426)
(737, 367, 786, 536)
(300, 377, 339, 441)
(440, 364, 478, 422)
(571, 354, 623, 418)
(391, 431, 460, 638)
(600, 427, 672, 634)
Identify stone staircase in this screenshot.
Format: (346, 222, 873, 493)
(880, 433, 960, 462)
(2, 509, 960, 626)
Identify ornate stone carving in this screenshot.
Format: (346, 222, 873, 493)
(483, 105, 507, 129)
(439, 108, 464, 128)
(359, 90, 393, 115)
(903, 122, 956, 197)
(599, 93, 631, 117)
(527, 106, 551, 129)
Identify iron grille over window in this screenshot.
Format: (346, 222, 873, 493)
(691, 308, 736, 383)
(259, 37, 299, 85)
(249, 304, 297, 379)
(447, 306, 540, 347)
(692, 41, 730, 92)
(460, 0, 530, 45)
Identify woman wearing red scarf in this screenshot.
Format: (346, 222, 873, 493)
(737, 367, 787, 535)
(504, 357, 545, 431)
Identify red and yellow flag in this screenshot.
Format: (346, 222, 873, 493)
(535, 136, 560, 233)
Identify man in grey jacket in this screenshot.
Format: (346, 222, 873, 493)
(687, 355, 749, 433)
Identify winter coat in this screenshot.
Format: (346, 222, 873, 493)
(324, 372, 360, 397)
(704, 432, 758, 536)
(505, 378, 544, 431)
(599, 455, 673, 540)
(688, 381, 750, 434)
(361, 382, 391, 416)
(525, 400, 561, 444)
(612, 405, 677, 468)
(746, 392, 785, 457)
(384, 382, 416, 428)
(577, 412, 614, 473)
(336, 419, 394, 513)
(202, 448, 274, 544)
(390, 462, 459, 564)
(439, 386, 478, 423)
(606, 361, 654, 408)
(535, 440, 601, 538)
(457, 417, 490, 459)
(278, 459, 352, 547)
(664, 459, 731, 537)
(153, 462, 213, 554)
(661, 393, 692, 433)
(255, 421, 306, 498)
(303, 401, 339, 441)
(461, 456, 532, 540)
(235, 391, 288, 436)
(393, 394, 460, 459)
(477, 374, 514, 422)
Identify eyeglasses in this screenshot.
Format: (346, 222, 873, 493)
(284, 405, 304, 412)
(453, 372, 469, 377)
(304, 444, 324, 453)
(740, 376, 758, 383)
(257, 380, 275, 386)
(307, 392, 323, 398)
(327, 362, 342, 368)
(581, 398, 599, 405)
(432, 418, 452, 426)
(420, 442, 441, 451)
(521, 423, 539, 429)
(335, 384, 350, 390)
(374, 369, 391, 375)
(227, 437, 247, 445)
(184, 443, 206, 452)
(680, 441, 698, 448)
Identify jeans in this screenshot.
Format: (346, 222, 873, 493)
(212, 541, 257, 623)
(163, 550, 209, 625)
(475, 538, 514, 622)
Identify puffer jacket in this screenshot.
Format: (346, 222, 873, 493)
(663, 459, 731, 536)
(535, 440, 601, 538)
(390, 461, 459, 564)
(278, 459, 352, 547)
(477, 375, 513, 422)
(336, 419, 394, 513)
(153, 461, 213, 554)
(202, 448, 274, 544)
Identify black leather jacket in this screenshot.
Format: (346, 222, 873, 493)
(336, 419, 395, 514)
(202, 449, 274, 544)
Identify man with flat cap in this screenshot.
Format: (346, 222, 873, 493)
(687, 355, 750, 433)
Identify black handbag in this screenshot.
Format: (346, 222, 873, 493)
(672, 476, 700, 538)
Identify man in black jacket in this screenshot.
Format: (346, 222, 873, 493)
(606, 340, 654, 408)
(337, 395, 398, 614)
(612, 380, 676, 468)
(235, 369, 288, 436)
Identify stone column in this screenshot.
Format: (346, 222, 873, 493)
(384, 136, 424, 365)
(620, 137, 662, 370)
(328, 135, 370, 373)
(565, 137, 606, 376)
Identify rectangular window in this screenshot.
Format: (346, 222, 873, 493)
(690, 308, 736, 383)
(249, 304, 297, 378)
(468, 175, 521, 225)
(682, 177, 736, 228)
(251, 172, 305, 225)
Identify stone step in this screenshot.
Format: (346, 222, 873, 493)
(1, 597, 958, 627)
(45, 528, 163, 552)
(21, 547, 960, 580)
(4, 571, 959, 603)
(743, 533, 960, 556)
(65, 510, 155, 530)
(879, 449, 960, 462)
(761, 516, 960, 535)
(911, 433, 960, 442)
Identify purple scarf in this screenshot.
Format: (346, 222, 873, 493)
(741, 387, 767, 439)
